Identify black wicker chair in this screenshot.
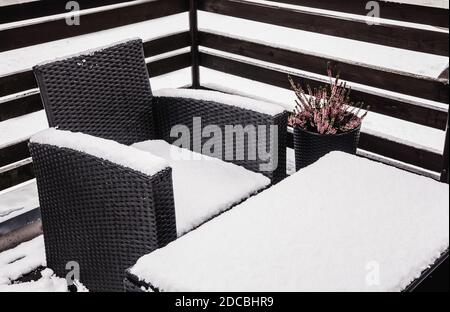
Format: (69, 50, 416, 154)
(30, 39, 288, 291)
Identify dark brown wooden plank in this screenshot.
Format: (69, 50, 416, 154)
(0, 0, 136, 24)
(0, 32, 191, 98)
(268, 0, 449, 28)
(0, 162, 34, 191)
(439, 67, 449, 80)
(358, 132, 442, 173)
(286, 127, 441, 173)
(0, 70, 37, 98)
(441, 116, 449, 183)
(199, 32, 449, 104)
(199, 0, 449, 56)
(0, 54, 190, 122)
(143, 31, 190, 57)
(189, 0, 200, 88)
(0, 93, 43, 121)
(0, 141, 30, 168)
(146, 52, 191, 77)
(199, 52, 448, 130)
(0, 0, 189, 52)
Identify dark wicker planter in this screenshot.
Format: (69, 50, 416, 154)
(294, 126, 361, 171)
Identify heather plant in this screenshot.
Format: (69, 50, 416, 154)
(289, 69, 368, 135)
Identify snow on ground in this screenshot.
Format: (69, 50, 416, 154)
(0, 180, 38, 223)
(133, 140, 270, 236)
(130, 152, 449, 292)
(0, 235, 45, 285)
(0, 235, 88, 292)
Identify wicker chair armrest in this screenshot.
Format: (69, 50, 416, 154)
(29, 129, 177, 291)
(153, 89, 288, 183)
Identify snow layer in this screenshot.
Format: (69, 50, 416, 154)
(198, 12, 448, 78)
(0, 235, 45, 285)
(0, 237, 88, 292)
(132, 140, 270, 236)
(0, 13, 189, 75)
(131, 152, 449, 292)
(154, 88, 286, 116)
(0, 180, 38, 223)
(31, 129, 169, 177)
(0, 269, 68, 292)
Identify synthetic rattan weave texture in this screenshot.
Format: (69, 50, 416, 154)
(29, 143, 176, 292)
(33, 39, 155, 145)
(154, 97, 288, 184)
(30, 39, 288, 291)
(294, 126, 361, 171)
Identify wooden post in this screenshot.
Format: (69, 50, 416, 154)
(441, 114, 449, 183)
(189, 0, 200, 88)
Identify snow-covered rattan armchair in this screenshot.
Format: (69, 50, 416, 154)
(29, 39, 288, 291)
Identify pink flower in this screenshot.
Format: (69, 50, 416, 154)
(288, 69, 368, 135)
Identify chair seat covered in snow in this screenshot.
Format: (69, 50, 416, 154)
(132, 140, 269, 236)
(126, 152, 449, 292)
(29, 39, 288, 292)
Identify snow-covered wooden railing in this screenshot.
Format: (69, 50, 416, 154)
(195, 0, 449, 181)
(0, 0, 191, 191)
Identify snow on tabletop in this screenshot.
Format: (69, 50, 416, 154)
(132, 140, 270, 236)
(0, 235, 45, 285)
(130, 152, 449, 292)
(30, 128, 169, 177)
(153, 88, 286, 117)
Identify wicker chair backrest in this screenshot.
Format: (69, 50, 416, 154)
(33, 39, 155, 145)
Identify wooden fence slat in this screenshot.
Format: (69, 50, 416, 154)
(199, 52, 448, 130)
(146, 52, 191, 77)
(0, 141, 30, 168)
(0, 0, 135, 24)
(0, 0, 189, 52)
(0, 70, 36, 98)
(358, 132, 443, 173)
(0, 93, 42, 122)
(199, 32, 449, 105)
(143, 32, 191, 57)
(0, 52, 191, 122)
(441, 116, 449, 183)
(286, 130, 442, 173)
(267, 0, 449, 28)
(0, 31, 191, 98)
(199, 0, 449, 56)
(189, 0, 200, 88)
(0, 162, 34, 191)
(200, 52, 443, 171)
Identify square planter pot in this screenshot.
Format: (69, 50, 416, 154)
(294, 125, 361, 171)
